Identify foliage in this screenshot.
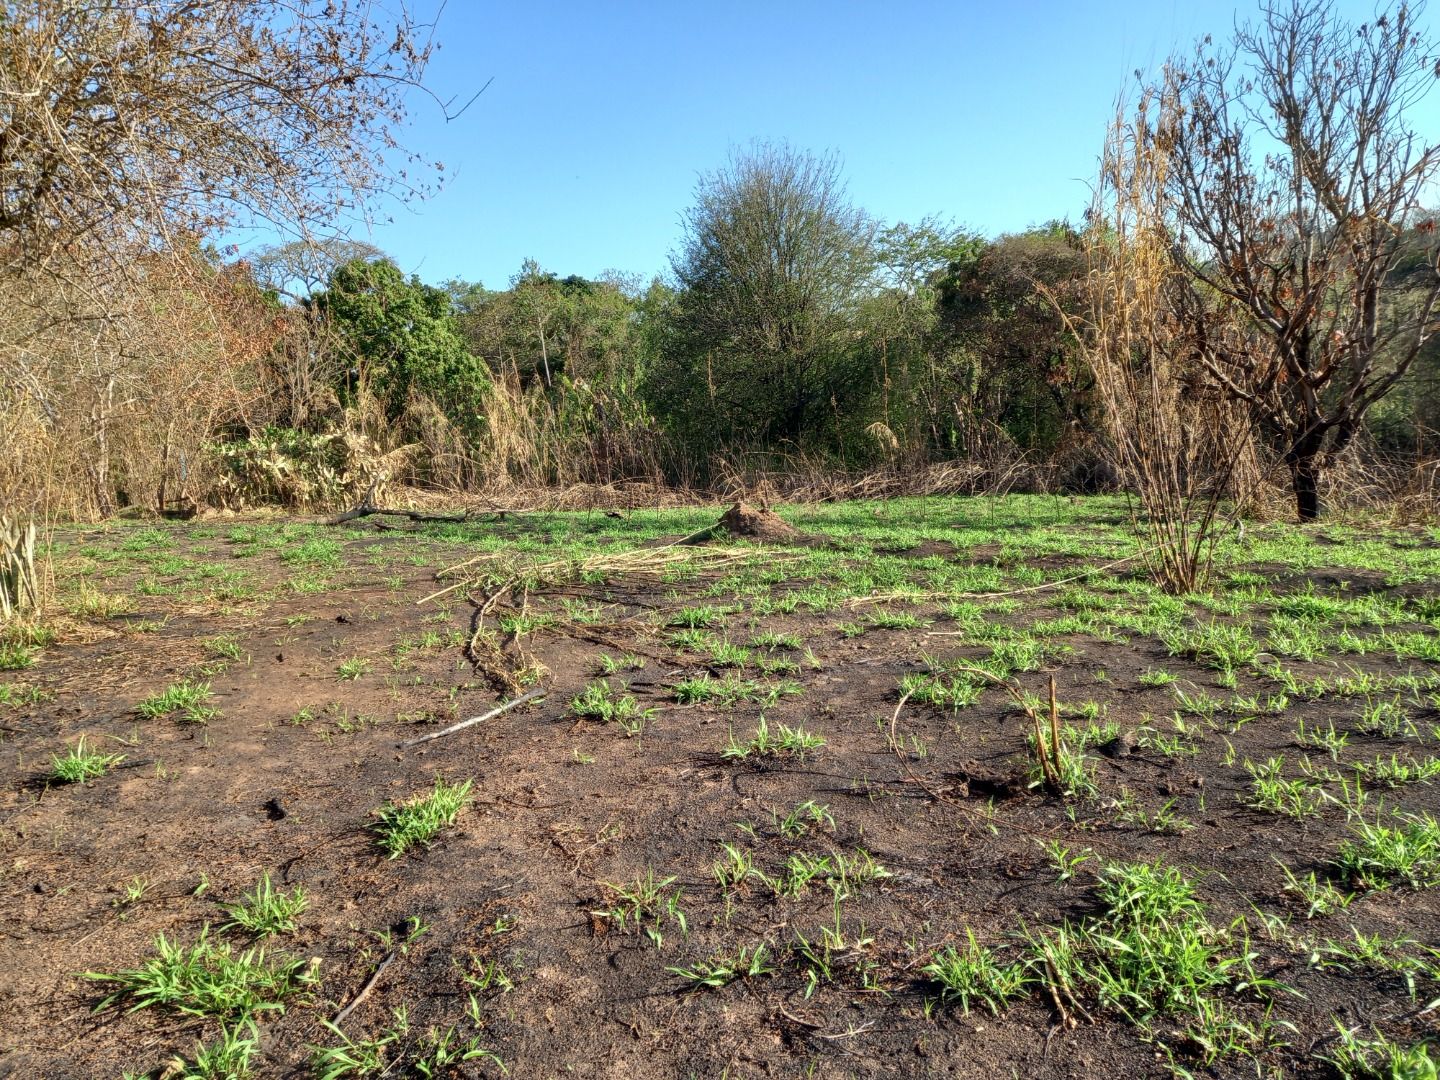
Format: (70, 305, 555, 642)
(312, 259, 489, 431)
(212, 427, 410, 509)
(656, 141, 879, 455)
(932, 223, 1091, 457)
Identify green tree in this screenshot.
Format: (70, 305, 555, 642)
(860, 221, 984, 457)
(933, 223, 1090, 455)
(312, 258, 487, 430)
(448, 261, 645, 389)
(658, 142, 879, 455)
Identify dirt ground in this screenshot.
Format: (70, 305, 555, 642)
(2, 497, 1438, 1078)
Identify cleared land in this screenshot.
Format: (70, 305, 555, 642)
(2, 496, 1439, 1078)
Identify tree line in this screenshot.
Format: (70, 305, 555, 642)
(1, 0, 1436, 521)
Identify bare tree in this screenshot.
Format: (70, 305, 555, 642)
(251, 238, 389, 302)
(0, 1, 447, 275)
(1152, 0, 1440, 519)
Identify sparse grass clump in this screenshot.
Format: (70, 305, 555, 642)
(750, 631, 801, 650)
(899, 672, 983, 711)
(0, 681, 47, 706)
(1163, 620, 1261, 673)
(169, 1021, 259, 1080)
(372, 777, 474, 859)
(335, 657, 371, 681)
(595, 869, 688, 947)
(864, 608, 930, 631)
(667, 945, 774, 988)
(85, 928, 316, 1019)
(137, 679, 216, 723)
(0, 641, 37, 670)
(310, 1012, 407, 1078)
(722, 716, 824, 761)
(595, 652, 645, 675)
(221, 874, 308, 937)
(922, 930, 1029, 1015)
(1332, 814, 1440, 891)
(569, 679, 655, 735)
(774, 800, 834, 837)
(48, 737, 124, 784)
(673, 673, 801, 707)
(1245, 756, 1327, 819)
(1024, 859, 1278, 1062)
(668, 605, 727, 629)
(1324, 1026, 1437, 1080)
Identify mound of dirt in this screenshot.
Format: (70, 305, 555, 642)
(715, 501, 802, 543)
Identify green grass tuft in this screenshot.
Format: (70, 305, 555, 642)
(372, 777, 474, 859)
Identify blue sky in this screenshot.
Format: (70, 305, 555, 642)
(289, 0, 1435, 289)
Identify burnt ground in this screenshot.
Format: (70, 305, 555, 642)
(1, 495, 1438, 1078)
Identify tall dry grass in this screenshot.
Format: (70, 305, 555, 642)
(0, 253, 275, 519)
(1065, 95, 1258, 592)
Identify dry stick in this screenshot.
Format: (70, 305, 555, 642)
(886, 690, 951, 804)
(463, 580, 517, 658)
(331, 948, 396, 1026)
(398, 686, 546, 749)
(417, 575, 477, 606)
(660, 524, 719, 549)
(1047, 675, 1063, 790)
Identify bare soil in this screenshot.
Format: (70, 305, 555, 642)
(2, 503, 1438, 1079)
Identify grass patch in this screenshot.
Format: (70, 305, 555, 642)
(48, 736, 125, 784)
(1332, 814, 1440, 890)
(220, 873, 308, 937)
(722, 716, 824, 761)
(335, 657, 371, 681)
(372, 777, 474, 859)
(922, 930, 1029, 1015)
(137, 679, 216, 723)
(85, 928, 316, 1019)
(673, 673, 801, 707)
(569, 679, 655, 735)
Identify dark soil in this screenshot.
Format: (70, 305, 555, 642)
(1, 508, 1438, 1079)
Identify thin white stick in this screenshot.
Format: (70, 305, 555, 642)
(398, 686, 546, 749)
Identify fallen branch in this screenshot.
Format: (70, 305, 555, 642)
(662, 525, 718, 548)
(330, 478, 493, 525)
(398, 686, 547, 749)
(333, 505, 473, 525)
(331, 948, 396, 1026)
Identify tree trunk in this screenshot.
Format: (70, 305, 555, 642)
(1290, 451, 1322, 522)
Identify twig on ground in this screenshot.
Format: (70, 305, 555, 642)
(331, 948, 396, 1026)
(398, 686, 546, 749)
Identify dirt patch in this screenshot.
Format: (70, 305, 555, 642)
(4, 504, 1440, 1079)
(717, 501, 802, 542)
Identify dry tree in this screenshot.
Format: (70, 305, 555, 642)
(0, 0, 450, 276)
(0, 1, 457, 517)
(1066, 91, 1259, 593)
(1152, 0, 1440, 521)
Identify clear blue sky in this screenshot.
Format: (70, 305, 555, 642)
(300, 0, 1435, 289)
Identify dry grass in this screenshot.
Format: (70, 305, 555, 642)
(1058, 92, 1258, 592)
